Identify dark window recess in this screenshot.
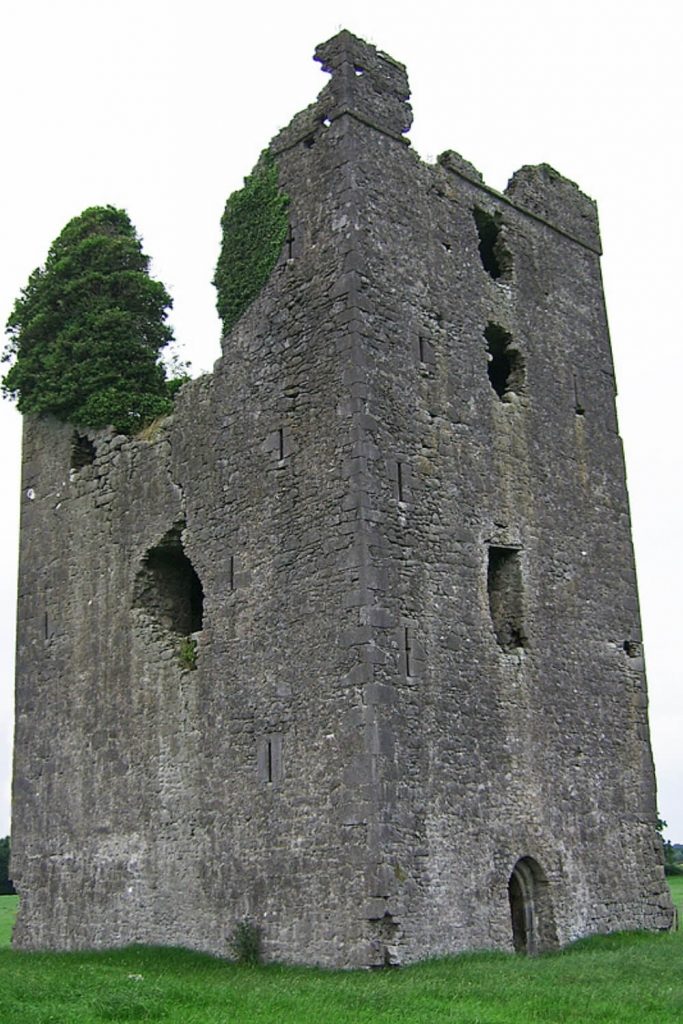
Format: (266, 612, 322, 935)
(473, 207, 510, 280)
(487, 546, 526, 652)
(71, 432, 96, 470)
(278, 427, 285, 461)
(397, 461, 405, 502)
(134, 524, 204, 635)
(485, 323, 525, 400)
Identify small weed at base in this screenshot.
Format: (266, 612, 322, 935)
(229, 920, 262, 966)
(178, 637, 197, 671)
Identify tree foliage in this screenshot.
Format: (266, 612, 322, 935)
(213, 151, 289, 337)
(2, 206, 180, 433)
(0, 836, 15, 895)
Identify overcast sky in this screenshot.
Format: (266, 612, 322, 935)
(0, 0, 680, 843)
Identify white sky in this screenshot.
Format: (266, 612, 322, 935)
(0, 0, 680, 844)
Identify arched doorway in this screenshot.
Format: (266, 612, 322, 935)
(507, 857, 558, 954)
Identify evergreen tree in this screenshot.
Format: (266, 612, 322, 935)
(2, 206, 179, 433)
(0, 836, 15, 896)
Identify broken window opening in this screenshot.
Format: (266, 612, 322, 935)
(485, 323, 525, 400)
(71, 432, 96, 470)
(473, 207, 510, 280)
(133, 524, 204, 636)
(487, 546, 526, 652)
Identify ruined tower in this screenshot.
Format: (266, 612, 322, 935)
(11, 32, 673, 966)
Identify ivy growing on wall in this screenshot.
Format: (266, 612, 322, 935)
(213, 151, 289, 337)
(2, 206, 184, 434)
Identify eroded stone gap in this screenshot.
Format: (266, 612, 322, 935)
(134, 524, 204, 635)
(71, 432, 96, 470)
(484, 323, 524, 400)
(487, 546, 525, 651)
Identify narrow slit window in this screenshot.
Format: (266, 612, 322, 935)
(278, 428, 285, 461)
(487, 546, 526, 652)
(573, 374, 585, 416)
(405, 627, 412, 677)
(397, 461, 405, 502)
(485, 323, 525, 400)
(259, 734, 282, 784)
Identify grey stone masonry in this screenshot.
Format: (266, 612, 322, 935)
(11, 30, 673, 967)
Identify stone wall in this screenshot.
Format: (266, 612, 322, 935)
(11, 30, 673, 967)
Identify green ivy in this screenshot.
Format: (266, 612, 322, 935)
(2, 206, 181, 434)
(213, 151, 289, 336)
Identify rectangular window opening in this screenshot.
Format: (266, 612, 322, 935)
(397, 461, 404, 502)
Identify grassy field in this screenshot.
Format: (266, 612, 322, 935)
(0, 894, 18, 947)
(0, 881, 680, 1024)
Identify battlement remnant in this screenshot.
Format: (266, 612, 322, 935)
(11, 31, 673, 967)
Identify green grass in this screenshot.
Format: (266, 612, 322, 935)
(0, 889, 681, 1023)
(0, 895, 18, 947)
(668, 873, 683, 913)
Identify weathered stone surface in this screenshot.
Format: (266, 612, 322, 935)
(11, 30, 672, 968)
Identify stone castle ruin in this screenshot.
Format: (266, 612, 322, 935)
(11, 31, 673, 966)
